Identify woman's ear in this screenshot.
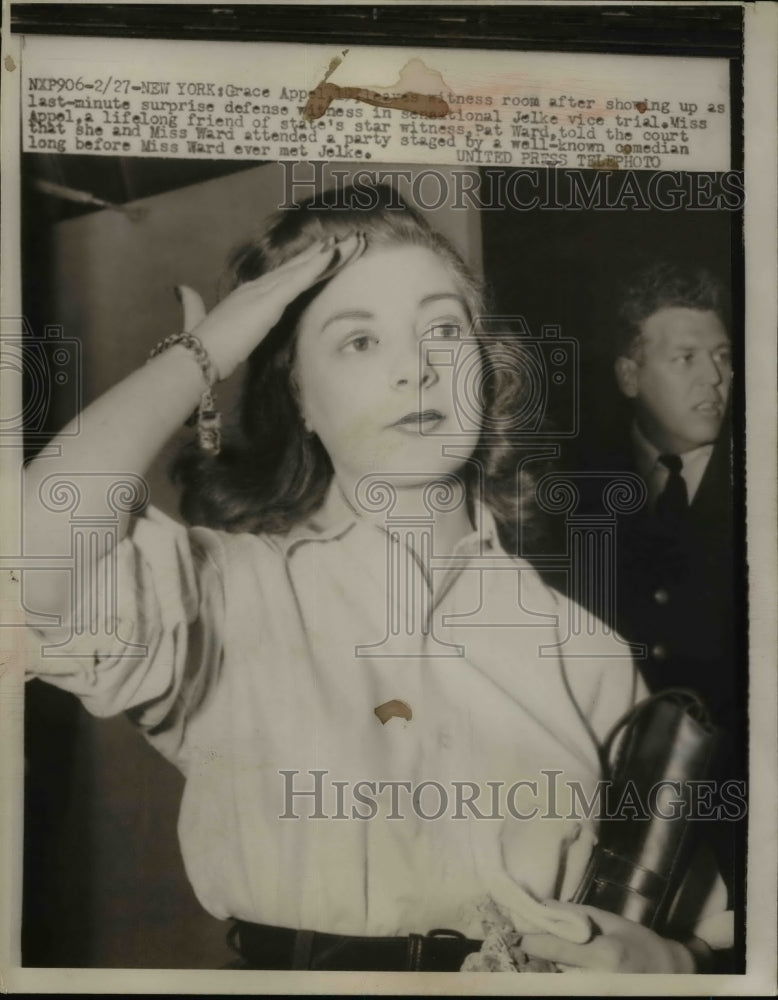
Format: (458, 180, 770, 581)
(614, 355, 639, 399)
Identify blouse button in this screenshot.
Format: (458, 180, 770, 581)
(651, 643, 668, 662)
(653, 587, 670, 605)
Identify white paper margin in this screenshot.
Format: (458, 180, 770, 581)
(1, 2, 775, 995)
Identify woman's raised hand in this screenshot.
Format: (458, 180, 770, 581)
(22, 233, 366, 623)
(178, 233, 364, 381)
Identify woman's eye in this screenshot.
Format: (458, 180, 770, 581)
(428, 322, 461, 339)
(341, 333, 376, 354)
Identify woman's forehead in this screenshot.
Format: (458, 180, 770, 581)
(303, 243, 467, 319)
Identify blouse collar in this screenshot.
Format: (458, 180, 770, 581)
(280, 479, 500, 557)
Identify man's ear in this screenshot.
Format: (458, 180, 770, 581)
(614, 355, 640, 398)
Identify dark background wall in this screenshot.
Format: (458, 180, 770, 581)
(479, 169, 737, 460)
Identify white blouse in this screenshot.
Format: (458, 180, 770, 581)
(28, 486, 729, 946)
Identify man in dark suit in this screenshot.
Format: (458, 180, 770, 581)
(609, 262, 737, 738)
(575, 262, 744, 939)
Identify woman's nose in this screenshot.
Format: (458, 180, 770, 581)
(390, 346, 439, 389)
(392, 369, 437, 389)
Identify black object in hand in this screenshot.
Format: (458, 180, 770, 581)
(573, 689, 719, 931)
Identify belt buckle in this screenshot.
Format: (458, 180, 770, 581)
(412, 927, 470, 972)
(407, 932, 424, 971)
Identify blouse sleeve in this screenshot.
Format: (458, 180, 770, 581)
(26, 505, 225, 755)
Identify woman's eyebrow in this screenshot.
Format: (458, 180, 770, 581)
(321, 309, 374, 333)
(419, 293, 468, 310)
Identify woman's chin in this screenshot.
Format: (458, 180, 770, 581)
(359, 451, 472, 485)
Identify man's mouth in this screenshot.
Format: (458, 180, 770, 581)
(391, 409, 445, 432)
(694, 400, 723, 415)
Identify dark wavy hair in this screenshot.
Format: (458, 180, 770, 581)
(614, 260, 730, 360)
(173, 184, 542, 552)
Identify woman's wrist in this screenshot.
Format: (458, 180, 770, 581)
(148, 335, 224, 455)
(149, 331, 221, 385)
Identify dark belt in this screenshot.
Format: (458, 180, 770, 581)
(229, 919, 482, 971)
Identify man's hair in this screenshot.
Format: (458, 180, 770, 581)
(614, 261, 730, 359)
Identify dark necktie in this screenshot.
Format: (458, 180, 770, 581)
(654, 454, 689, 520)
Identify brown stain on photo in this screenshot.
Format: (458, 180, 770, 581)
(303, 54, 450, 121)
(374, 699, 413, 725)
(590, 157, 621, 170)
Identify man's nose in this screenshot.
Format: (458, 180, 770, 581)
(698, 352, 724, 385)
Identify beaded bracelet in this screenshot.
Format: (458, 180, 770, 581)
(148, 332, 222, 455)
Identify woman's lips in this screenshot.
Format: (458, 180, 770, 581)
(390, 409, 444, 432)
